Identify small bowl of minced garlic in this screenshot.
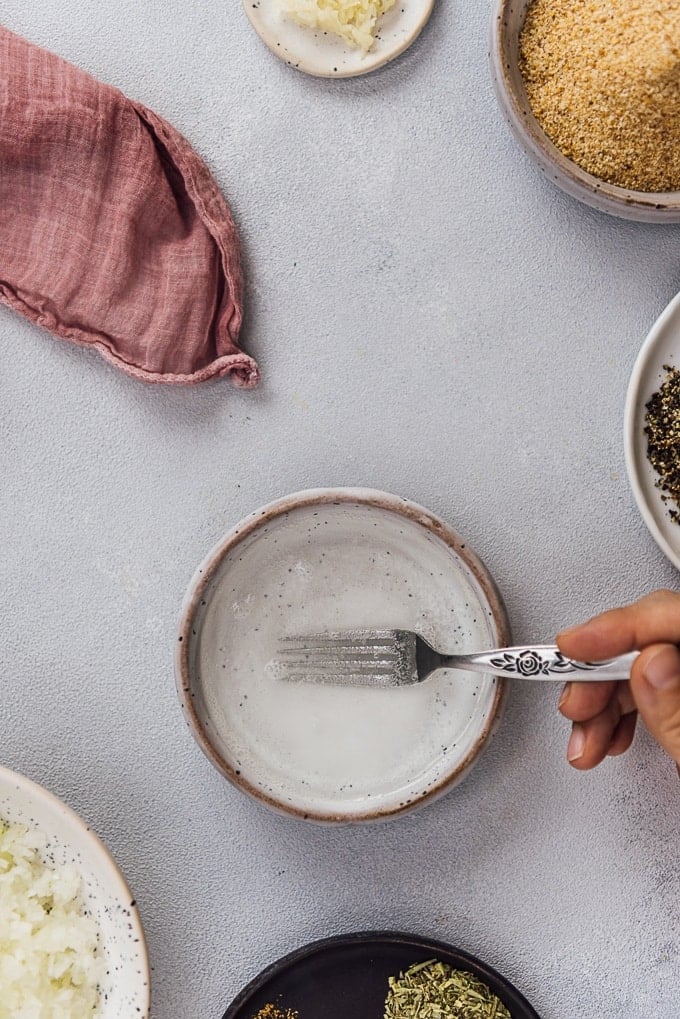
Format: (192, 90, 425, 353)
(243, 0, 435, 78)
(0, 765, 150, 1019)
(491, 0, 680, 222)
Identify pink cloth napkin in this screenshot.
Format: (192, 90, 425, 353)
(0, 26, 259, 387)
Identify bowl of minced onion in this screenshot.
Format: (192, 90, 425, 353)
(490, 0, 680, 222)
(0, 765, 150, 1018)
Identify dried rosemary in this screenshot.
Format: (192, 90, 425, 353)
(384, 959, 511, 1019)
(645, 364, 680, 524)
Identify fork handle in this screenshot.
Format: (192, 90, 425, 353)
(446, 645, 639, 681)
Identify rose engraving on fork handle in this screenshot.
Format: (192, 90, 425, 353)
(487, 649, 600, 677)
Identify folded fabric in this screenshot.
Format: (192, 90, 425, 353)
(0, 26, 259, 386)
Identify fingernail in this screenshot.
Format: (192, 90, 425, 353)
(558, 683, 571, 710)
(567, 724, 586, 762)
(644, 647, 680, 691)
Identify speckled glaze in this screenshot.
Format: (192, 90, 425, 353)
(0, 766, 150, 1018)
(490, 0, 680, 222)
(242, 0, 435, 79)
(176, 488, 510, 824)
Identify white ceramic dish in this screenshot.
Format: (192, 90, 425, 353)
(625, 292, 680, 571)
(490, 0, 680, 222)
(0, 766, 150, 1018)
(176, 488, 510, 824)
(242, 0, 435, 79)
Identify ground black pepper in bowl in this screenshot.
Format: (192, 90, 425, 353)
(645, 364, 680, 523)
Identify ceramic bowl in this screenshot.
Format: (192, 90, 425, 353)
(223, 931, 540, 1019)
(0, 766, 150, 1018)
(625, 291, 680, 571)
(490, 0, 680, 222)
(242, 0, 435, 79)
(176, 488, 510, 824)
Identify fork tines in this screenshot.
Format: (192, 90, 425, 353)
(276, 630, 412, 686)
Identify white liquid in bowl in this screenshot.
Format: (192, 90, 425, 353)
(188, 500, 503, 820)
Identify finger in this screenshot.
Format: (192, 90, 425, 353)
(566, 698, 625, 770)
(559, 679, 635, 722)
(606, 711, 637, 757)
(557, 589, 680, 661)
(558, 679, 617, 722)
(629, 643, 680, 766)
(559, 679, 635, 723)
(616, 682, 636, 717)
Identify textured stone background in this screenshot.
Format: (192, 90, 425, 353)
(2, 2, 680, 1016)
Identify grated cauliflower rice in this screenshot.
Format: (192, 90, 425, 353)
(0, 818, 103, 1018)
(278, 0, 396, 53)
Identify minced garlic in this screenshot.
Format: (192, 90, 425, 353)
(278, 0, 396, 54)
(0, 819, 103, 1018)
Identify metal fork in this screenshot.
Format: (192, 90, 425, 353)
(275, 630, 638, 687)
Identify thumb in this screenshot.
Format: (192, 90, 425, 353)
(630, 643, 680, 765)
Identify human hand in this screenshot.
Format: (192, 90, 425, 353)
(556, 590, 680, 769)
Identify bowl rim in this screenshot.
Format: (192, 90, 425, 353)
(489, 0, 680, 220)
(624, 290, 680, 571)
(175, 487, 511, 824)
(222, 930, 541, 1019)
(241, 0, 436, 80)
(0, 764, 151, 1016)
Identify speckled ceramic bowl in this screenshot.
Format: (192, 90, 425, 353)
(0, 766, 150, 1018)
(490, 0, 680, 222)
(242, 0, 435, 79)
(176, 488, 510, 824)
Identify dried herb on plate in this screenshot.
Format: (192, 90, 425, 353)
(252, 1004, 298, 1019)
(645, 364, 680, 523)
(384, 959, 511, 1018)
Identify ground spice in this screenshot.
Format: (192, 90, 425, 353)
(251, 1004, 298, 1019)
(645, 364, 680, 523)
(519, 0, 680, 192)
(384, 959, 511, 1019)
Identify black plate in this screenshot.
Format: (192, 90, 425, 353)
(224, 931, 540, 1018)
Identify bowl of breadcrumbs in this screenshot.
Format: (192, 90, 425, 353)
(490, 0, 680, 222)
